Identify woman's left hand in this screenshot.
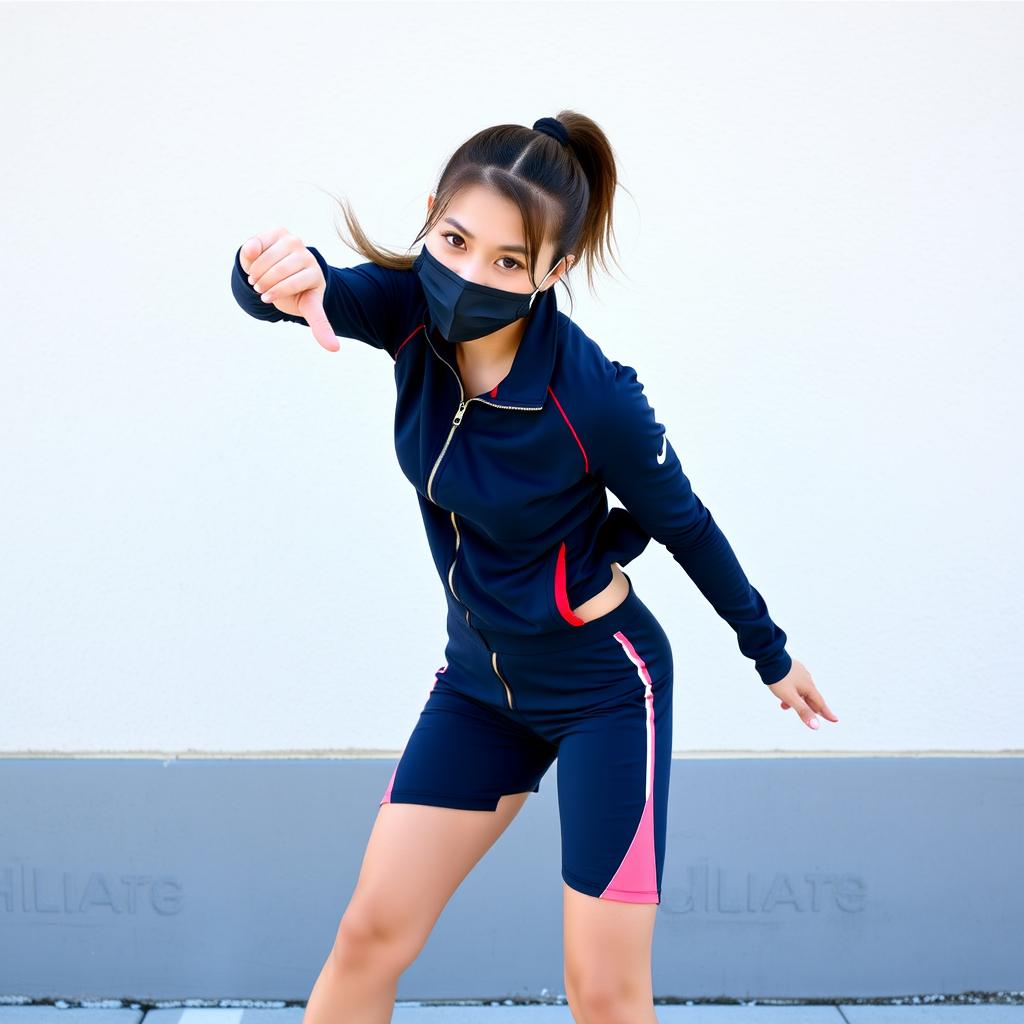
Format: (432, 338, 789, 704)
(766, 658, 838, 730)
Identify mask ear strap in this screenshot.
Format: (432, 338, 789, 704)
(531, 255, 566, 300)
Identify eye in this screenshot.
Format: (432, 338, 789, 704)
(440, 232, 524, 272)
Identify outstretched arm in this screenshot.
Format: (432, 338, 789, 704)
(587, 359, 839, 730)
(589, 359, 792, 686)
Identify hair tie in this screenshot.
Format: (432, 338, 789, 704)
(532, 116, 570, 146)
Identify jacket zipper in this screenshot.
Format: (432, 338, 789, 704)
(446, 509, 468, 624)
(491, 651, 514, 710)
(422, 332, 542, 631)
(426, 396, 474, 503)
(424, 341, 542, 504)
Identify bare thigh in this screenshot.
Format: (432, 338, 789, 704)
(562, 882, 658, 1016)
(330, 792, 532, 969)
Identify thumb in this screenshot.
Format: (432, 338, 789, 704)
(239, 236, 264, 276)
(299, 289, 340, 352)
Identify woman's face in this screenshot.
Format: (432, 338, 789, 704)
(425, 183, 571, 294)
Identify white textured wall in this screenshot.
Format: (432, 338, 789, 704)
(1, 2, 1020, 756)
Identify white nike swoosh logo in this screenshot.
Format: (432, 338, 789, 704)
(656, 432, 667, 464)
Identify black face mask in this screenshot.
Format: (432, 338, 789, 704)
(413, 244, 564, 344)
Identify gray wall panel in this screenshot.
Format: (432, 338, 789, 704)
(0, 758, 1020, 1001)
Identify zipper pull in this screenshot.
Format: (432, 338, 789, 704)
(452, 401, 468, 426)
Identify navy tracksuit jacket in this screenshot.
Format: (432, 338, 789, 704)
(231, 245, 793, 685)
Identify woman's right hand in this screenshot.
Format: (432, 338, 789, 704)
(238, 227, 339, 352)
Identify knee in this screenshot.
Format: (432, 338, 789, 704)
(565, 970, 649, 1024)
(329, 906, 420, 976)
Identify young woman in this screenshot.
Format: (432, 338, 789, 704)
(232, 111, 837, 1023)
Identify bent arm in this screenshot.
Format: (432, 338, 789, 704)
(230, 244, 408, 357)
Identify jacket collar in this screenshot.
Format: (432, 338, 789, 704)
(421, 285, 559, 410)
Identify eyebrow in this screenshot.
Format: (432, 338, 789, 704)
(443, 217, 528, 256)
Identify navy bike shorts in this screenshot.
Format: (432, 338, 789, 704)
(379, 572, 673, 905)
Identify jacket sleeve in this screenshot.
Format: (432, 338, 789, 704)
(230, 244, 406, 358)
(590, 360, 793, 686)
